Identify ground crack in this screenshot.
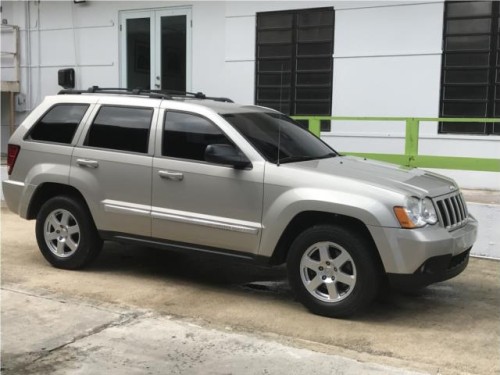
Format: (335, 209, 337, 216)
(4, 312, 145, 374)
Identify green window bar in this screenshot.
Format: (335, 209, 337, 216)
(292, 116, 500, 172)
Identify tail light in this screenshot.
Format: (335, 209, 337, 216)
(7, 144, 20, 176)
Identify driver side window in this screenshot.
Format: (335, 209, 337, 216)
(162, 111, 232, 162)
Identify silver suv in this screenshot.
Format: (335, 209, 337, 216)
(3, 87, 477, 317)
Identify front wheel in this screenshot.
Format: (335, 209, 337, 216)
(36, 196, 102, 269)
(287, 225, 381, 318)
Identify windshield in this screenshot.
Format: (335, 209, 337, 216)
(222, 112, 337, 164)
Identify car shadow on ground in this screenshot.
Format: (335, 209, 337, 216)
(85, 241, 489, 323)
(89, 241, 288, 286)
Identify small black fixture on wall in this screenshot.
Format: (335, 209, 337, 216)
(73, 0, 87, 4)
(58, 68, 75, 89)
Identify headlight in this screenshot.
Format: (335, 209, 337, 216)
(394, 197, 438, 229)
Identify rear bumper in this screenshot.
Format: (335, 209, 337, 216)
(387, 248, 470, 290)
(2, 179, 34, 218)
(2, 180, 24, 214)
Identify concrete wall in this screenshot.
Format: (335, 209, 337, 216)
(1, 0, 498, 189)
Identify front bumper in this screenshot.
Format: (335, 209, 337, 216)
(368, 216, 478, 284)
(387, 248, 470, 290)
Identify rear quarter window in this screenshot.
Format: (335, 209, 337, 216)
(28, 104, 89, 144)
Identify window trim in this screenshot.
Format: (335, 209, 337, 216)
(82, 104, 156, 155)
(24, 103, 91, 146)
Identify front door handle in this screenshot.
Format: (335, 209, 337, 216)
(76, 159, 99, 168)
(158, 170, 184, 181)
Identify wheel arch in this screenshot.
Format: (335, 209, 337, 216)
(269, 211, 385, 271)
(27, 183, 91, 220)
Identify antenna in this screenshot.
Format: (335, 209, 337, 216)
(277, 64, 284, 167)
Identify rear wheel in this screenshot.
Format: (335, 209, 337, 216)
(287, 224, 381, 318)
(36, 196, 102, 269)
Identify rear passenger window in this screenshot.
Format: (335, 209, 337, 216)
(163, 111, 232, 161)
(85, 106, 153, 154)
(29, 104, 89, 144)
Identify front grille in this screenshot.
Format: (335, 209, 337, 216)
(435, 192, 469, 231)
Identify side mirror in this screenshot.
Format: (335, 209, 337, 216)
(58, 68, 75, 89)
(205, 144, 252, 169)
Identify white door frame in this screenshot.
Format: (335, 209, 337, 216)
(119, 7, 192, 91)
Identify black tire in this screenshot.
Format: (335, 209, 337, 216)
(35, 196, 102, 270)
(287, 224, 381, 318)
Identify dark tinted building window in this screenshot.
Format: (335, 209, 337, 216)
(85, 106, 153, 153)
(163, 111, 231, 161)
(255, 7, 334, 132)
(441, 1, 500, 134)
(29, 104, 89, 144)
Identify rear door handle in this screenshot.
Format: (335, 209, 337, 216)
(76, 159, 99, 168)
(158, 170, 184, 181)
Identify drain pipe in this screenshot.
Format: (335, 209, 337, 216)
(25, 1, 32, 110)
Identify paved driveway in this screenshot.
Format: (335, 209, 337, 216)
(1, 208, 499, 374)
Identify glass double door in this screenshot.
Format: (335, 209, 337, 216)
(120, 8, 191, 91)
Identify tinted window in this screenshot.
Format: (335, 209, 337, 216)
(223, 112, 335, 164)
(440, 1, 500, 135)
(163, 111, 232, 161)
(29, 104, 88, 144)
(85, 106, 153, 153)
(255, 8, 334, 132)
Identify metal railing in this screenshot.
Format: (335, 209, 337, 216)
(292, 116, 500, 172)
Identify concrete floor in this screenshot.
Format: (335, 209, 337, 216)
(1, 289, 424, 375)
(1, 208, 500, 374)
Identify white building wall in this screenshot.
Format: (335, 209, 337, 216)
(1, 0, 498, 189)
(192, 2, 226, 97)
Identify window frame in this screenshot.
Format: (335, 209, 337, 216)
(82, 104, 156, 155)
(439, 0, 500, 135)
(160, 109, 247, 166)
(25, 103, 91, 145)
(255, 7, 335, 132)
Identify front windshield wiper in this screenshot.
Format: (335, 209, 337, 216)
(278, 153, 337, 164)
(278, 155, 317, 164)
(315, 152, 337, 160)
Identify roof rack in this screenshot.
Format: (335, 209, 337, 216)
(58, 86, 234, 103)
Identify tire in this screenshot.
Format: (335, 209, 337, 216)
(287, 224, 381, 318)
(35, 196, 102, 270)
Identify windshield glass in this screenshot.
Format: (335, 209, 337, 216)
(222, 112, 336, 164)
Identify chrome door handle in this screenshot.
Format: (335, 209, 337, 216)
(76, 159, 99, 168)
(158, 170, 184, 181)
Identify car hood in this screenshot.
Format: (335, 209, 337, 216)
(284, 155, 458, 198)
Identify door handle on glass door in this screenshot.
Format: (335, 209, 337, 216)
(158, 170, 184, 181)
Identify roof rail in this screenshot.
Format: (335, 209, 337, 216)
(58, 86, 233, 103)
(58, 87, 171, 99)
(152, 89, 234, 103)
